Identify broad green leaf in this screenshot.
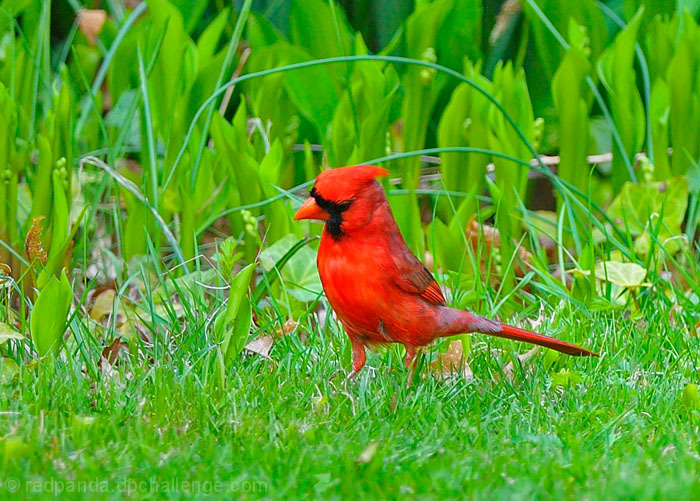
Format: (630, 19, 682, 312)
(31, 270, 73, 357)
(666, 13, 700, 175)
(650, 79, 671, 180)
(145, 0, 197, 136)
(400, 0, 452, 188)
(387, 191, 424, 258)
(436, 61, 492, 219)
(169, 0, 208, 33)
(153, 269, 221, 304)
(329, 50, 398, 165)
(248, 12, 284, 49)
(0, 358, 19, 384)
(46, 169, 69, 261)
(0, 323, 23, 344)
(597, 7, 645, 188)
(281, 44, 340, 141)
(682, 383, 700, 409)
(577, 261, 650, 288)
(196, 8, 230, 66)
(644, 15, 679, 82)
(244, 44, 299, 147)
(606, 175, 688, 255)
(214, 263, 256, 367)
(427, 217, 464, 273)
(524, 0, 607, 81)
(259, 140, 295, 243)
(259, 234, 322, 302)
(436, 0, 482, 70)
(0, 435, 31, 464)
(552, 20, 591, 218)
(290, 0, 352, 59)
(551, 368, 582, 388)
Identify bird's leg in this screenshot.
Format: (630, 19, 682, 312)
(404, 345, 418, 386)
(346, 338, 366, 380)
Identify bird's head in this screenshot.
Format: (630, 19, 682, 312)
(294, 164, 389, 238)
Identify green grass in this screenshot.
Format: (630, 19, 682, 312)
(2, 286, 699, 499)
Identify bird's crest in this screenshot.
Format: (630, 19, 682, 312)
(314, 164, 388, 202)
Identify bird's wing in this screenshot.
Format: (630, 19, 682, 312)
(391, 244, 446, 306)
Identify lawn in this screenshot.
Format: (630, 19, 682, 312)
(1, 0, 700, 499)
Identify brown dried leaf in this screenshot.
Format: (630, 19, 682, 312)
(244, 336, 274, 358)
(502, 346, 540, 381)
(276, 318, 298, 337)
(0, 263, 10, 275)
(431, 340, 473, 381)
(78, 9, 107, 46)
(25, 216, 47, 263)
(99, 338, 128, 367)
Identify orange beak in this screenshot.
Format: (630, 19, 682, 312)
(294, 197, 328, 221)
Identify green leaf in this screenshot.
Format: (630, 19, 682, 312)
(328, 53, 398, 165)
(30, 270, 73, 357)
(666, 13, 700, 175)
(214, 263, 256, 367)
(682, 383, 700, 409)
(43, 170, 70, 277)
(387, 191, 424, 258)
(649, 79, 671, 180)
(153, 269, 221, 304)
(524, 0, 607, 81)
(597, 7, 645, 188)
(0, 358, 19, 385)
(144, 0, 197, 136)
(551, 368, 582, 388)
(0, 323, 23, 344)
(224, 295, 252, 366)
(552, 20, 591, 216)
(400, 0, 452, 188)
(427, 217, 464, 273)
(248, 12, 284, 49)
(591, 261, 649, 288)
(437, 62, 492, 217)
(290, 0, 352, 59)
(606, 176, 688, 255)
(281, 44, 340, 141)
(436, 0, 482, 70)
(196, 8, 230, 66)
(169, 0, 209, 33)
(259, 234, 322, 302)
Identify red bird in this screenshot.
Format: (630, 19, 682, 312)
(294, 165, 598, 376)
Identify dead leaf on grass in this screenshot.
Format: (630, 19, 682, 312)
(502, 346, 540, 381)
(244, 336, 273, 358)
(99, 338, 128, 367)
(78, 9, 107, 46)
(431, 340, 473, 381)
(276, 318, 298, 337)
(356, 441, 379, 464)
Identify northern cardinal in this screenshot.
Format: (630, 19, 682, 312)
(294, 165, 598, 376)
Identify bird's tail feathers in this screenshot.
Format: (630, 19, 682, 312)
(440, 310, 598, 357)
(495, 322, 598, 357)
